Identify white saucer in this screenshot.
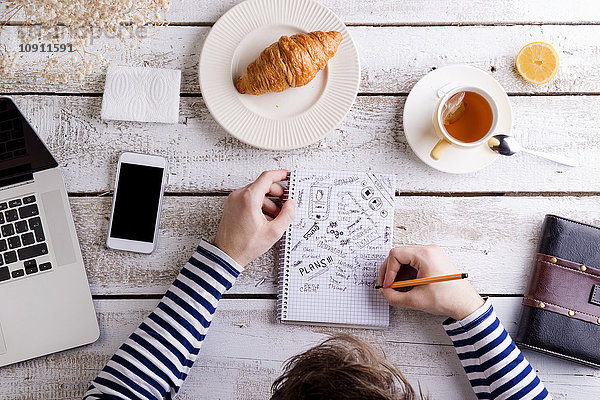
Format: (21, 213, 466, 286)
(403, 65, 513, 174)
(199, 0, 360, 150)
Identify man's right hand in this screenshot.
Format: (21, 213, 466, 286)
(213, 170, 296, 267)
(378, 245, 484, 321)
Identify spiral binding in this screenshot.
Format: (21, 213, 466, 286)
(277, 171, 295, 322)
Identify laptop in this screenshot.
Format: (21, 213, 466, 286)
(0, 97, 99, 367)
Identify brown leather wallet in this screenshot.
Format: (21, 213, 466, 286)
(516, 215, 600, 368)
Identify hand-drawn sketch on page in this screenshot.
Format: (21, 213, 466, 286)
(277, 170, 396, 328)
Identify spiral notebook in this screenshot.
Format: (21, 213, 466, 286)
(277, 170, 395, 328)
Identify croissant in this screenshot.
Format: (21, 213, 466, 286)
(235, 31, 343, 95)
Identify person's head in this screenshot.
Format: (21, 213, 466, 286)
(270, 334, 427, 400)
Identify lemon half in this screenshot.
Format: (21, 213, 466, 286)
(516, 42, 559, 85)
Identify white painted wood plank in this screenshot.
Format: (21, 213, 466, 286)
(71, 196, 600, 296)
(1, 25, 600, 93)
(0, 298, 597, 399)
(164, 0, 600, 25)
(12, 95, 599, 194)
(3, 0, 600, 25)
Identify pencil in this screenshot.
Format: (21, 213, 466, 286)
(374, 273, 468, 289)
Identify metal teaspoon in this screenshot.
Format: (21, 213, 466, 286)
(488, 135, 579, 167)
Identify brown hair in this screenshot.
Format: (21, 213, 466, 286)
(270, 334, 427, 400)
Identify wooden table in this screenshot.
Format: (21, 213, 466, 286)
(2, 1, 600, 398)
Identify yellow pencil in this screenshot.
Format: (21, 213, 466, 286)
(375, 273, 468, 289)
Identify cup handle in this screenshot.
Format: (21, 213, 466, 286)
(430, 138, 451, 160)
(436, 82, 457, 99)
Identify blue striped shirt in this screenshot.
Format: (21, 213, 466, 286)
(84, 240, 243, 400)
(444, 299, 552, 400)
(85, 242, 551, 399)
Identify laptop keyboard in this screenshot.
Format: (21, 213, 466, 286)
(0, 194, 52, 282)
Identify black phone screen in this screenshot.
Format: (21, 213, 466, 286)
(110, 162, 164, 242)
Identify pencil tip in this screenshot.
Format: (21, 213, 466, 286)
(374, 285, 383, 289)
(462, 273, 468, 279)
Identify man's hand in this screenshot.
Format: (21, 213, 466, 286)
(214, 170, 296, 267)
(378, 245, 484, 321)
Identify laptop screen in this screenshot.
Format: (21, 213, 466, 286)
(0, 98, 57, 187)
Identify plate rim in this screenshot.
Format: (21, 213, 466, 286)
(198, 0, 360, 151)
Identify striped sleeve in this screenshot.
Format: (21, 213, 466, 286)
(83, 240, 244, 400)
(443, 299, 552, 400)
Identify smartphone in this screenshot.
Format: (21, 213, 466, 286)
(106, 152, 168, 254)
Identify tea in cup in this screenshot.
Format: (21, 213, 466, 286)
(430, 85, 499, 160)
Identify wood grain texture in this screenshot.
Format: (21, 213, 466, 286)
(70, 195, 600, 296)
(0, 298, 597, 399)
(162, 0, 600, 25)
(13, 95, 599, 194)
(2, 25, 600, 94)
(3, 0, 600, 26)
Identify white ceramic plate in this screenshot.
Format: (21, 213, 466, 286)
(199, 0, 360, 150)
(403, 65, 513, 174)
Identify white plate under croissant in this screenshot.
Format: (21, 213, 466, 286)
(199, 0, 360, 150)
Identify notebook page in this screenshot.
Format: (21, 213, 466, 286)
(281, 170, 395, 327)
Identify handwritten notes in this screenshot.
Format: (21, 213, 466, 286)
(278, 170, 395, 328)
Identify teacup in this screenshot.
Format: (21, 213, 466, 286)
(430, 84, 499, 160)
